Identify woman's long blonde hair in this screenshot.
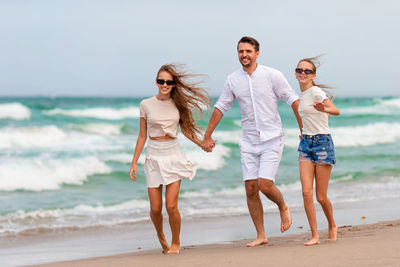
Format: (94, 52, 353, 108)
(156, 64, 211, 139)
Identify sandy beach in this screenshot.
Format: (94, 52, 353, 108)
(30, 219, 400, 267)
(1, 197, 399, 267)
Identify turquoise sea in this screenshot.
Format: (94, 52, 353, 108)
(1, 96, 400, 237)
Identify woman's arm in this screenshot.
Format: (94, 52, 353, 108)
(129, 117, 147, 181)
(314, 99, 340, 116)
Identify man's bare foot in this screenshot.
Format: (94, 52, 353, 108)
(167, 244, 180, 254)
(304, 236, 320, 246)
(246, 237, 268, 247)
(157, 233, 170, 254)
(328, 224, 338, 242)
(280, 205, 292, 232)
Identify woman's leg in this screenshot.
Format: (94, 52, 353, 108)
(315, 164, 337, 241)
(299, 158, 320, 245)
(148, 185, 170, 253)
(165, 180, 182, 254)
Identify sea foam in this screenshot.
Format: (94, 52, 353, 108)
(0, 125, 68, 148)
(0, 103, 31, 120)
(0, 156, 112, 191)
(284, 122, 400, 148)
(69, 123, 123, 136)
(44, 106, 140, 120)
(341, 97, 400, 115)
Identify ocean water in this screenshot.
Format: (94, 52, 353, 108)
(0, 96, 400, 237)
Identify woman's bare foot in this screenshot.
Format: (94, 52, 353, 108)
(246, 236, 268, 247)
(328, 224, 338, 242)
(280, 205, 292, 232)
(157, 233, 170, 254)
(304, 236, 320, 246)
(167, 244, 180, 254)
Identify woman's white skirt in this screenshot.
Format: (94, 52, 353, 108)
(144, 139, 197, 188)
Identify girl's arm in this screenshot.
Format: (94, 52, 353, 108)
(314, 99, 340, 116)
(129, 117, 147, 181)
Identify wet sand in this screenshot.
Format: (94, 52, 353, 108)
(31, 220, 400, 267)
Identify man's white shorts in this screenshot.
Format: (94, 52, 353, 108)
(238, 136, 284, 182)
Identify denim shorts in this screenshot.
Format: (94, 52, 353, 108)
(298, 134, 336, 166)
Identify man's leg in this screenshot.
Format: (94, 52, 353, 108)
(245, 180, 268, 247)
(257, 179, 292, 232)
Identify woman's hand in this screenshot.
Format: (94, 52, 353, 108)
(129, 164, 137, 181)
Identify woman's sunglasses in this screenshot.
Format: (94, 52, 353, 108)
(295, 68, 315, 74)
(156, 79, 176, 86)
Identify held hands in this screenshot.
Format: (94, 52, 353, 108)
(201, 137, 216, 152)
(313, 101, 326, 112)
(129, 164, 137, 181)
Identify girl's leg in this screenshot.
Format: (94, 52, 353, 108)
(299, 158, 320, 245)
(148, 185, 170, 253)
(315, 164, 337, 241)
(165, 180, 182, 254)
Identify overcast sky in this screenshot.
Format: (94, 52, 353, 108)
(0, 0, 399, 97)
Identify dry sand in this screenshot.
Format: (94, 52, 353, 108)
(31, 220, 400, 267)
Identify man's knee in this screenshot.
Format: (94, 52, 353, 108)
(258, 179, 275, 194)
(245, 180, 260, 199)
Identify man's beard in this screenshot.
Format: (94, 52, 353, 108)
(240, 60, 251, 68)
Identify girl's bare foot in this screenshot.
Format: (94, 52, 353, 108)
(158, 233, 170, 254)
(328, 224, 338, 242)
(304, 236, 320, 246)
(246, 237, 268, 247)
(167, 244, 180, 254)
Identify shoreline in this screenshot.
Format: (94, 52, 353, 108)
(31, 219, 400, 267)
(1, 197, 400, 266)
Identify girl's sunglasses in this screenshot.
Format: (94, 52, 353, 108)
(156, 79, 176, 86)
(295, 68, 315, 74)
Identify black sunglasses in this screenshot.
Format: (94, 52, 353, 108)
(295, 68, 315, 74)
(156, 79, 176, 86)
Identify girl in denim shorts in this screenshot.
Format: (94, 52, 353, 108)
(295, 56, 341, 246)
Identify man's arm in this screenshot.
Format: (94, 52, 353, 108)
(202, 108, 224, 152)
(291, 100, 303, 135)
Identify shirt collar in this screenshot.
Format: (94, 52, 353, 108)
(241, 63, 259, 77)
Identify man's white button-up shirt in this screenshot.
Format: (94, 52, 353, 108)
(215, 65, 299, 144)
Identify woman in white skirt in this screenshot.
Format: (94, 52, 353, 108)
(129, 64, 211, 254)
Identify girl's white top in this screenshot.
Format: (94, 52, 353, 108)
(298, 86, 330, 135)
(140, 96, 179, 138)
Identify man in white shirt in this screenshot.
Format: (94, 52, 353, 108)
(202, 36, 302, 247)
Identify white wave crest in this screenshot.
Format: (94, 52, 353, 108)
(0, 157, 112, 191)
(341, 97, 400, 115)
(185, 144, 231, 170)
(381, 98, 400, 108)
(0, 102, 31, 120)
(69, 123, 123, 136)
(44, 106, 140, 120)
(213, 130, 242, 143)
(0, 126, 68, 148)
(0, 199, 150, 235)
(181, 186, 244, 199)
(284, 122, 400, 148)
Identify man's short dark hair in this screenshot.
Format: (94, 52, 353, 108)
(237, 36, 260, 52)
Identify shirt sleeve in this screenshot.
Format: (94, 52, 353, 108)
(312, 87, 328, 102)
(214, 78, 236, 114)
(139, 101, 146, 119)
(272, 70, 299, 106)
